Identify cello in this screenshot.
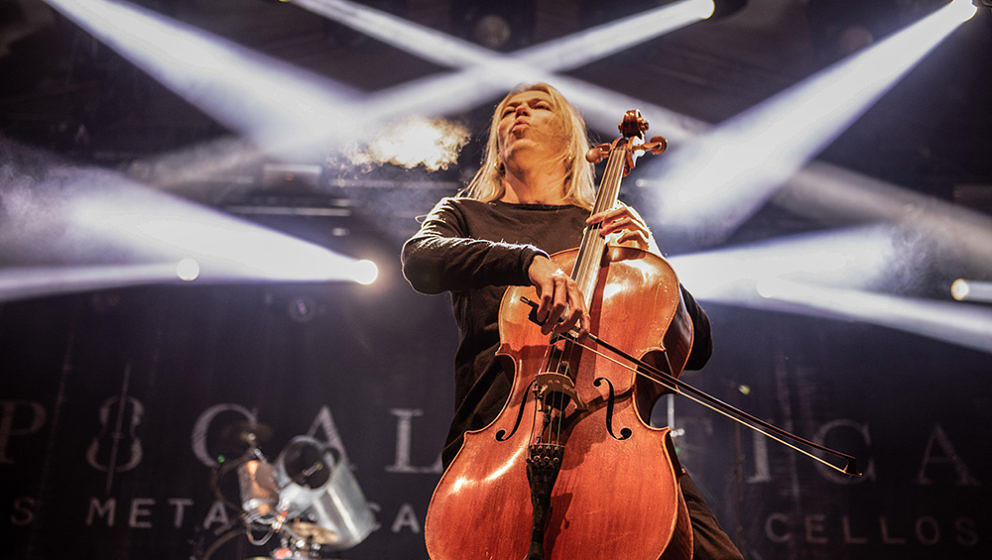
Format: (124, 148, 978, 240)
(424, 111, 860, 560)
(426, 110, 691, 560)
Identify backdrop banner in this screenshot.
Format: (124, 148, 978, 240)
(2, 278, 988, 559)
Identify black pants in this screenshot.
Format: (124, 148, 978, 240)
(679, 473, 745, 560)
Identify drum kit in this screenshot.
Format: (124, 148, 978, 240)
(207, 421, 375, 560)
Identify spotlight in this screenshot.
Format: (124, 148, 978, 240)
(951, 278, 992, 303)
(344, 116, 470, 172)
(351, 259, 379, 286)
(951, 278, 970, 300)
(952, 0, 979, 20)
(696, 0, 717, 20)
(175, 258, 200, 281)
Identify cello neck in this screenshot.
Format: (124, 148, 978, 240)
(571, 142, 629, 307)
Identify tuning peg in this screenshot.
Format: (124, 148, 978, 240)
(638, 136, 667, 155)
(585, 143, 611, 164)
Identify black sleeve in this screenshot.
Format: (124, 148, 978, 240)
(681, 285, 713, 371)
(401, 198, 549, 294)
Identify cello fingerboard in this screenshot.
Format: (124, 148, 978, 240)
(572, 142, 628, 308)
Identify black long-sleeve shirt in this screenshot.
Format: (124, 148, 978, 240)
(401, 197, 712, 466)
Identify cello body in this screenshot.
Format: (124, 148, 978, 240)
(424, 245, 694, 560)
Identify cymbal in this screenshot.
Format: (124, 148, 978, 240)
(219, 420, 273, 446)
(288, 521, 338, 545)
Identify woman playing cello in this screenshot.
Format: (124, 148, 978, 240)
(402, 83, 744, 560)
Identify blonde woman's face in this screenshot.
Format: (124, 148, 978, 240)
(496, 90, 569, 167)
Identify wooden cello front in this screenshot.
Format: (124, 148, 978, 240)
(425, 247, 694, 560)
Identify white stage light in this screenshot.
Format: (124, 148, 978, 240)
(1, 143, 378, 299)
(951, 279, 992, 303)
(176, 258, 201, 281)
(56, 168, 370, 283)
(775, 162, 992, 275)
(345, 116, 470, 171)
(44, 0, 360, 159)
(666, 224, 992, 354)
(642, 0, 978, 244)
(669, 225, 919, 305)
(950, 0, 980, 20)
(351, 260, 379, 286)
(755, 279, 992, 355)
(951, 279, 970, 301)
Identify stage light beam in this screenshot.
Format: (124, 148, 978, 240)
(290, 0, 714, 126)
(68, 187, 371, 283)
(290, 0, 497, 68)
(294, 0, 713, 75)
(667, 224, 990, 354)
(669, 225, 924, 305)
(115, 0, 717, 189)
(774, 162, 992, 276)
(641, 0, 979, 245)
(49, 0, 988, 298)
(0, 263, 185, 303)
(513, 0, 714, 71)
(1, 140, 378, 300)
(43, 0, 360, 159)
(756, 279, 992, 355)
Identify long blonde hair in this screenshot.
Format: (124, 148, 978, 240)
(460, 83, 596, 208)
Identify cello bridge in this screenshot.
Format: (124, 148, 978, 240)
(534, 371, 587, 412)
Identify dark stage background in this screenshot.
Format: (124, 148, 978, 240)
(2, 0, 992, 559)
(2, 250, 990, 559)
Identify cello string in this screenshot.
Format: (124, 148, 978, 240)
(567, 142, 624, 439)
(536, 335, 551, 445)
(560, 338, 857, 477)
(552, 354, 564, 445)
(551, 141, 626, 446)
(554, 146, 609, 445)
(560, 344, 570, 445)
(535, 307, 560, 445)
